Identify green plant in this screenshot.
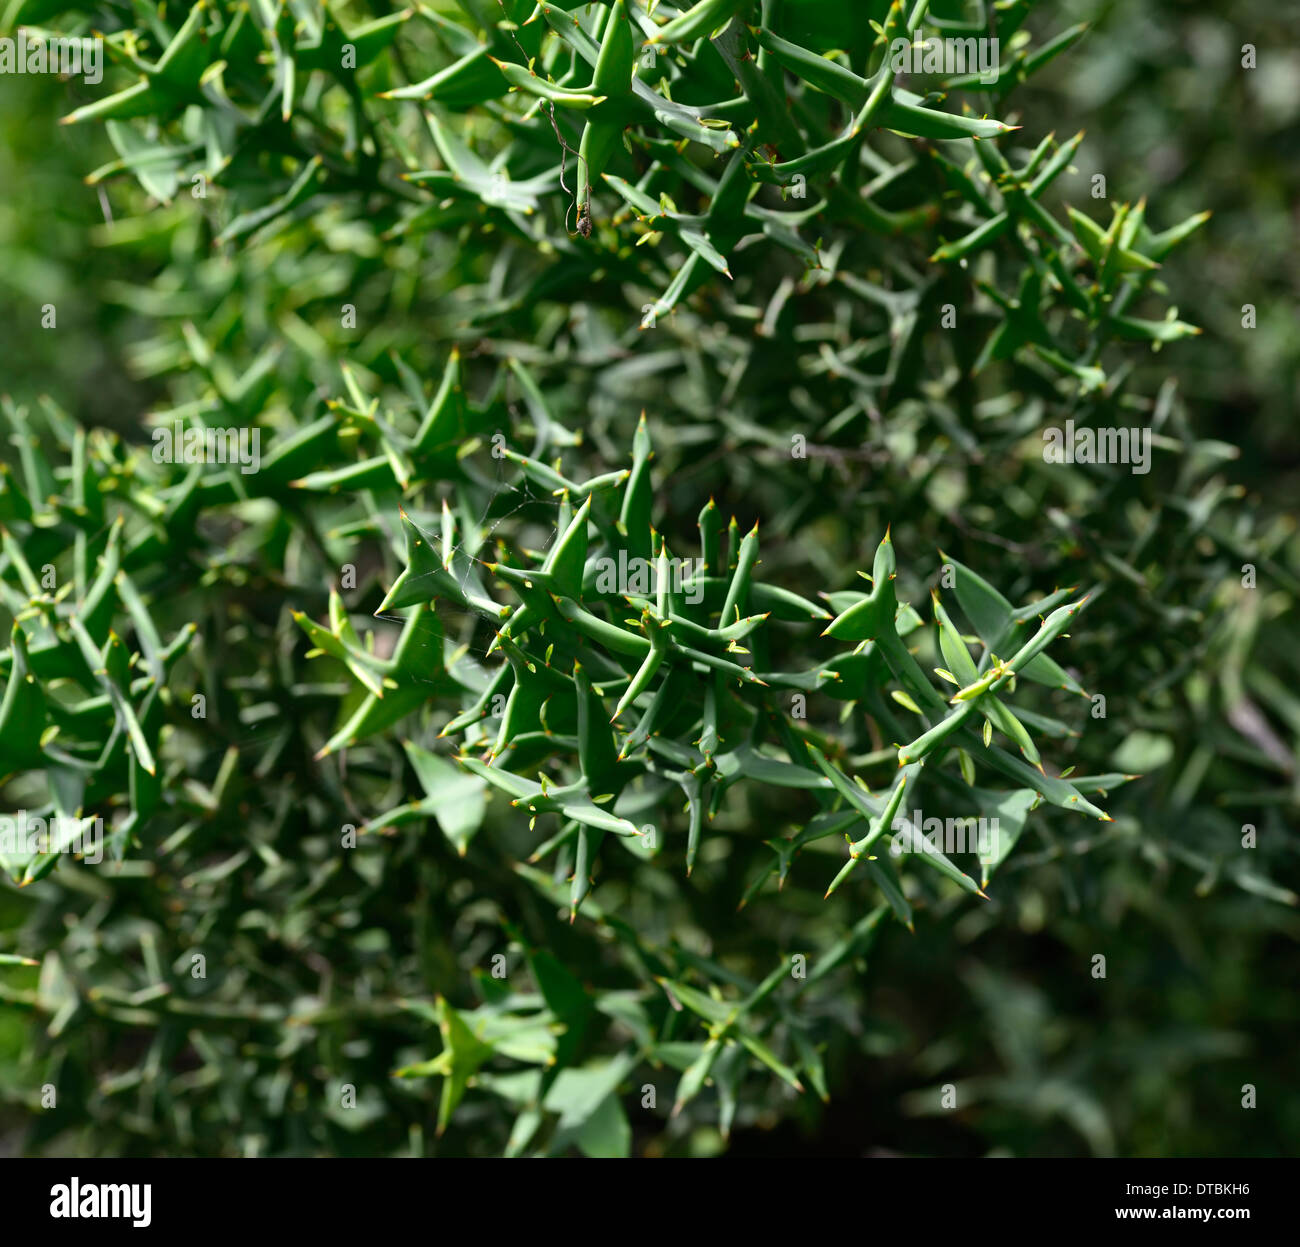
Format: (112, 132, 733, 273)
(1, 0, 1294, 1158)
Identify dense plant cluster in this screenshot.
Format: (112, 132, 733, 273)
(0, 0, 1295, 1157)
